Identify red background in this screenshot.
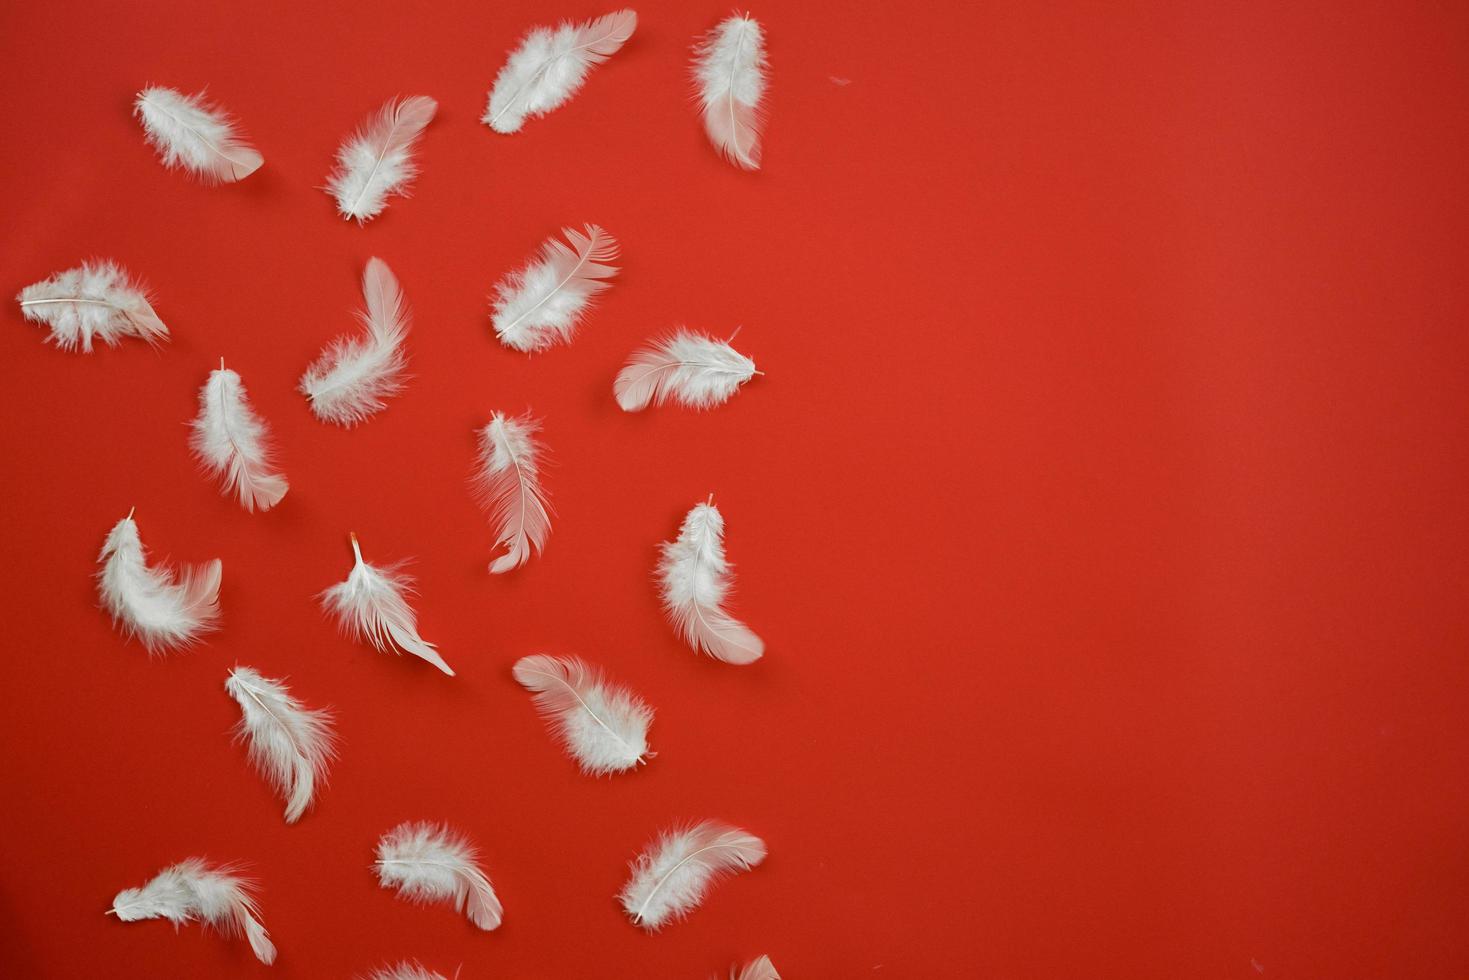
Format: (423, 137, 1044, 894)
(2, 1, 1467, 977)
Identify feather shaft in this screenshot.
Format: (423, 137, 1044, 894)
(190, 363, 289, 512)
(512, 654, 652, 774)
(321, 534, 453, 675)
(225, 666, 338, 823)
(134, 87, 263, 183)
(620, 821, 766, 930)
(658, 501, 765, 664)
(483, 10, 637, 133)
(375, 822, 502, 930)
(693, 15, 769, 170)
(17, 261, 168, 351)
(299, 258, 410, 425)
(472, 412, 552, 572)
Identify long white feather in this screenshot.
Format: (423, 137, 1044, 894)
(97, 511, 221, 653)
(620, 821, 767, 930)
(730, 955, 781, 980)
(134, 87, 263, 183)
(224, 666, 338, 824)
(361, 963, 448, 980)
(17, 261, 168, 352)
(326, 96, 437, 223)
(693, 15, 769, 171)
(299, 258, 409, 426)
(615, 329, 759, 412)
(190, 362, 289, 512)
(512, 654, 652, 774)
(375, 822, 503, 930)
(472, 412, 552, 573)
(320, 533, 454, 676)
(110, 858, 276, 964)
(658, 501, 765, 664)
(483, 9, 637, 134)
(490, 224, 619, 352)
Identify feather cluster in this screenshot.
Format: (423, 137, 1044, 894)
(614, 329, 759, 412)
(620, 820, 766, 930)
(483, 9, 637, 133)
(512, 654, 652, 774)
(321, 534, 454, 676)
(361, 964, 448, 980)
(658, 501, 765, 664)
(110, 859, 276, 964)
(97, 512, 221, 653)
(375, 822, 503, 930)
(225, 666, 338, 824)
(134, 86, 263, 183)
(326, 96, 437, 223)
(17, 261, 168, 352)
(491, 224, 619, 352)
(473, 412, 552, 573)
(190, 363, 290, 512)
(693, 15, 769, 170)
(299, 258, 410, 426)
(732, 955, 781, 980)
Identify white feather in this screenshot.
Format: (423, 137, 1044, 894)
(190, 362, 290, 512)
(483, 9, 637, 134)
(490, 224, 619, 352)
(326, 96, 437, 223)
(299, 258, 410, 426)
(658, 501, 765, 665)
(512, 654, 652, 775)
(614, 329, 759, 412)
(620, 821, 767, 930)
(110, 858, 276, 964)
(134, 86, 263, 183)
(375, 822, 503, 930)
(472, 412, 552, 573)
(97, 511, 221, 654)
(224, 666, 339, 824)
(320, 533, 454, 676)
(17, 261, 168, 352)
(361, 963, 448, 980)
(731, 955, 781, 980)
(693, 15, 769, 171)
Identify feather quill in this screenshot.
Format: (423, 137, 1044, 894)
(134, 87, 263, 183)
(326, 96, 437, 223)
(225, 666, 338, 824)
(730, 955, 781, 980)
(512, 654, 652, 774)
(97, 511, 221, 653)
(361, 963, 448, 980)
(321, 533, 454, 676)
(299, 258, 409, 426)
(658, 500, 765, 664)
(693, 15, 769, 171)
(190, 362, 289, 512)
(375, 822, 503, 930)
(472, 412, 552, 573)
(17, 261, 168, 352)
(615, 329, 759, 412)
(110, 858, 276, 964)
(490, 224, 619, 352)
(483, 9, 637, 134)
(620, 821, 766, 930)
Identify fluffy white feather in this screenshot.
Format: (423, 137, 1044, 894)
(299, 258, 409, 426)
(614, 329, 759, 412)
(97, 511, 221, 653)
(731, 955, 781, 980)
(375, 822, 503, 930)
(190, 361, 289, 512)
(17, 261, 168, 352)
(134, 86, 263, 183)
(693, 15, 769, 171)
(512, 654, 652, 774)
(225, 666, 338, 824)
(326, 96, 437, 223)
(490, 224, 619, 352)
(620, 821, 766, 930)
(361, 963, 448, 980)
(472, 412, 552, 573)
(483, 9, 637, 133)
(110, 858, 276, 964)
(658, 500, 765, 664)
(321, 533, 454, 676)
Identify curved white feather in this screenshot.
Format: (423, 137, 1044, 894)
(321, 534, 454, 676)
(614, 329, 759, 412)
(693, 15, 769, 171)
(620, 821, 766, 930)
(97, 512, 221, 653)
(17, 261, 168, 352)
(134, 87, 263, 183)
(110, 858, 276, 964)
(483, 9, 637, 133)
(512, 654, 652, 774)
(657, 501, 765, 664)
(361, 963, 448, 980)
(472, 412, 552, 573)
(731, 955, 781, 980)
(299, 258, 410, 426)
(326, 96, 437, 223)
(491, 224, 619, 352)
(225, 666, 338, 824)
(190, 363, 289, 512)
(375, 822, 503, 930)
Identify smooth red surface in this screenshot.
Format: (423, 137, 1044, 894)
(2, 1, 1467, 977)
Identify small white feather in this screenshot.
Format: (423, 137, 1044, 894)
(490, 224, 619, 352)
(326, 96, 437, 223)
(375, 822, 503, 930)
(472, 412, 552, 573)
(110, 858, 276, 964)
(614, 329, 759, 412)
(190, 362, 290, 512)
(693, 15, 769, 171)
(620, 820, 767, 930)
(225, 666, 339, 824)
(320, 533, 454, 676)
(512, 654, 652, 774)
(134, 86, 263, 183)
(731, 955, 781, 980)
(299, 258, 410, 426)
(658, 500, 765, 665)
(17, 261, 168, 352)
(97, 511, 221, 653)
(361, 963, 448, 980)
(483, 9, 637, 134)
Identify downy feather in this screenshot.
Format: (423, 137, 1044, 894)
(225, 666, 338, 824)
(658, 501, 765, 664)
(615, 329, 759, 412)
(375, 822, 503, 930)
(361, 963, 448, 980)
(97, 511, 221, 653)
(134, 86, 263, 183)
(483, 9, 637, 134)
(190, 362, 289, 512)
(17, 261, 168, 352)
(511, 654, 652, 774)
(693, 15, 769, 171)
(491, 224, 619, 352)
(326, 96, 437, 223)
(620, 821, 767, 930)
(299, 258, 409, 426)
(730, 955, 781, 980)
(472, 412, 552, 573)
(321, 533, 454, 676)
(110, 858, 276, 964)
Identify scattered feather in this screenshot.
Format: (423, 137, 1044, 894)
(693, 15, 769, 170)
(658, 500, 765, 664)
(110, 858, 275, 964)
(620, 821, 766, 930)
(730, 955, 781, 980)
(299, 257, 409, 426)
(614, 328, 759, 412)
(490, 224, 619, 352)
(225, 666, 338, 823)
(375, 822, 502, 930)
(360, 963, 449, 980)
(134, 86, 262, 183)
(97, 511, 221, 653)
(16, 261, 167, 352)
(326, 96, 437, 223)
(190, 361, 289, 512)
(512, 654, 652, 774)
(472, 412, 552, 573)
(320, 533, 453, 676)
(483, 9, 637, 133)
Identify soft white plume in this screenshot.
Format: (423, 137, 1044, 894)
(299, 258, 409, 426)
(225, 666, 339, 824)
(190, 362, 289, 512)
(693, 15, 769, 171)
(620, 821, 767, 930)
(361, 963, 448, 980)
(97, 511, 221, 653)
(730, 955, 781, 980)
(658, 501, 765, 664)
(472, 412, 552, 573)
(320, 534, 454, 676)
(615, 329, 759, 412)
(512, 654, 652, 775)
(17, 261, 168, 352)
(110, 858, 276, 964)
(483, 9, 637, 134)
(134, 86, 263, 183)
(491, 224, 619, 352)
(326, 96, 437, 223)
(375, 822, 503, 930)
